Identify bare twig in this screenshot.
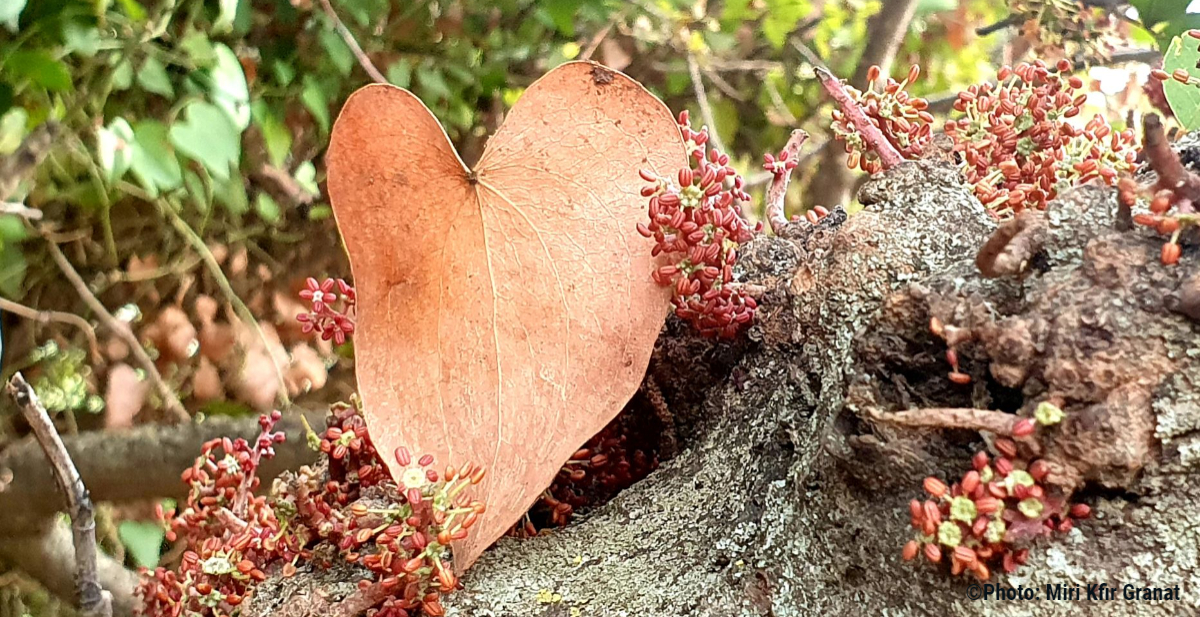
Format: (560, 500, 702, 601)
(579, 17, 619, 61)
(867, 406, 1018, 437)
(765, 130, 810, 235)
(317, 0, 386, 84)
(815, 67, 903, 168)
(160, 204, 291, 408)
(253, 164, 316, 209)
(0, 297, 99, 361)
(0, 201, 44, 220)
(686, 52, 728, 155)
(43, 238, 189, 422)
(975, 15, 1022, 36)
(7, 373, 112, 617)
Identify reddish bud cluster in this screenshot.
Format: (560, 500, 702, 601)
(903, 444, 1091, 581)
(945, 60, 1136, 215)
(638, 110, 759, 338)
(831, 65, 934, 173)
(137, 404, 487, 617)
(1122, 178, 1196, 266)
(138, 412, 296, 617)
(297, 277, 356, 344)
(512, 410, 659, 536)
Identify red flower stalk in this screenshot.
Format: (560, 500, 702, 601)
(820, 65, 913, 173)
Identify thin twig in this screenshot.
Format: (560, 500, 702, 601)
(160, 204, 291, 408)
(814, 66, 903, 168)
(579, 16, 618, 61)
(318, 0, 386, 84)
(7, 373, 112, 617)
(686, 52, 728, 155)
(0, 297, 99, 361)
(765, 130, 810, 235)
(43, 238, 189, 422)
(0, 202, 43, 220)
(867, 406, 1017, 437)
(976, 15, 1021, 36)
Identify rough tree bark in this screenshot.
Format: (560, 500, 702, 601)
(244, 142, 1200, 616)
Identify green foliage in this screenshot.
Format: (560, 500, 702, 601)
(119, 519, 166, 569)
(1163, 35, 1200, 130)
(27, 341, 103, 415)
(1131, 0, 1200, 50)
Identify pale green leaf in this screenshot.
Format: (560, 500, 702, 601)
(0, 0, 25, 32)
(208, 44, 250, 130)
(129, 121, 182, 196)
(137, 57, 174, 97)
(97, 117, 134, 182)
(255, 193, 281, 224)
(318, 28, 354, 76)
(118, 521, 164, 569)
(1164, 35, 1200, 130)
(170, 101, 241, 181)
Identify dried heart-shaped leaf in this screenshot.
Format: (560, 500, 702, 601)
(327, 62, 684, 568)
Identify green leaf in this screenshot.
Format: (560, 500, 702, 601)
(301, 75, 329, 134)
(540, 0, 581, 36)
(318, 28, 354, 76)
(97, 117, 134, 182)
(255, 192, 281, 224)
(0, 239, 27, 298)
(136, 57, 174, 97)
(212, 175, 248, 215)
(0, 0, 25, 32)
(118, 520, 164, 569)
(0, 108, 28, 155)
(207, 44, 250, 130)
(180, 31, 217, 67)
(294, 161, 318, 196)
(62, 23, 101, 57)
(387, 59, 412, 88)
(215, 0, 240, 33)
(117, 0, 146, 21)
(1131, 0, 1200, 49)
(170, 101, 241, 181)
(5, 51, 73, 92)
(252, 101, 291, 168)
(915, 0, 955, 16)
(1164, 35, 1200, 130)
(129, 120, 182, 197)
(763, 0, 812, 49)
(111, 58, 133, 90)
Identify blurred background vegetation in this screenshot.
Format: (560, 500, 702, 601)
(0, 0, 1196, 614)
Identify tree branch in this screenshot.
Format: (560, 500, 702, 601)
(815, 67, 903, 167)
(866, 406, 1018, 437)
(6, 373, 111, 617)
(0, 409, 325, 535)
(43, 238, 189, 422)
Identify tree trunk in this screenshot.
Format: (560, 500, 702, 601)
(250, 156, 1200, 616)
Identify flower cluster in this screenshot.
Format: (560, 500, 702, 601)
(512, 410, 659, 535)
(831, 65, 934, 173)
(138, 412, 296, 617)
(944, 60, 1137, 215)
(297, 277, 356, 344)
(638, 111, 759, 338)
(137, 404, 486, 617)
(902, 404, 1090, 581)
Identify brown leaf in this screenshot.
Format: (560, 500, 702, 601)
(326, 62, 685, 568)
